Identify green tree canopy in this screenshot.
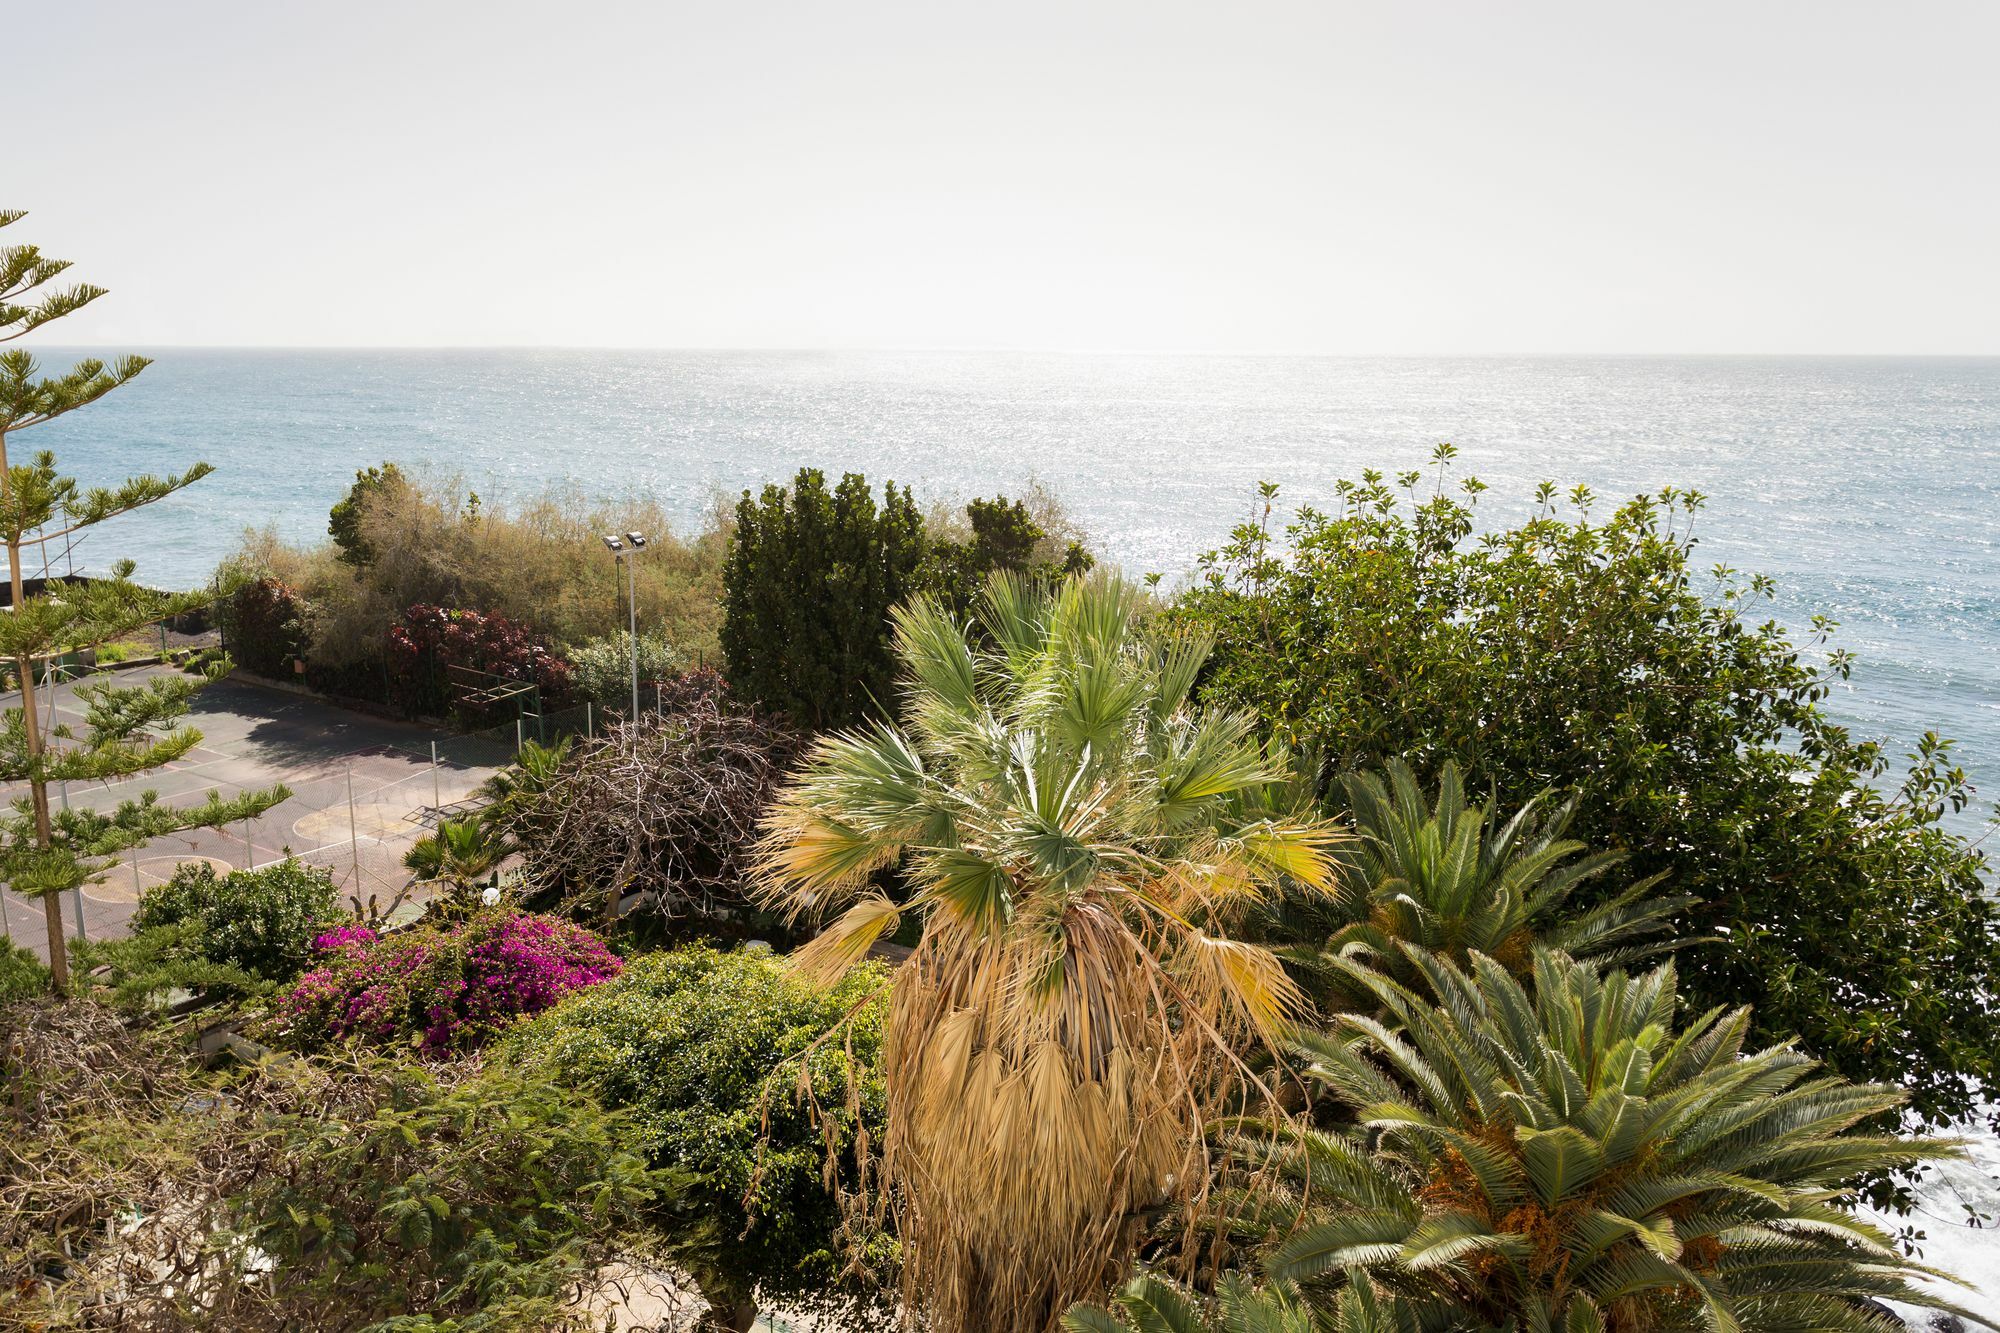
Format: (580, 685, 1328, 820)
(721, 468, 926, 730)
(1173, 456, 2000, 1157)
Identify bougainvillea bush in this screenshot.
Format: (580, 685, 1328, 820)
(280, 908, 620, 1056)
(384, 603, 572, 720)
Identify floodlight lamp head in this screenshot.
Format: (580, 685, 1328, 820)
(601, 535, 624, 552)
(626, 532, 648, 548)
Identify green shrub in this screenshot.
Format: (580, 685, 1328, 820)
(722, 468, 926, 730)
(0, 943, 47, 1006)
(505, 945, 891, 1328)
(93, 859, 343, 1005)
(566, 627, 688, 714)
(229, 1055, 667, 1331)
(131, 858, 341, 983)
(1174, 461, 2000, 1161)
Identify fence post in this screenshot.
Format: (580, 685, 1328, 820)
(431, 741, 442, 821)
(585, 701, 593, 739)
(347, 766, 363, 891)
(61, 782, 85, 943)
(515, 716, 525, 754)
(242, 819, 256, 871)
(132, 844, 143, 899)
(0, 876, 13, 943)
(656, 681, 663, 716)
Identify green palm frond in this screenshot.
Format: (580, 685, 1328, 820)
(1230, 943, 1973, 1331)
(1324, 760, 1699, 983)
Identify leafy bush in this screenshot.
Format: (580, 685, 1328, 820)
(501, 669, 801, 929)
(386, 602, 572, 720)
(219, 575, 308, 677)
(505, 946, 891, 1329)
(279, 908, 621, 1055)
(722, 467, 926, 730)
(1175, 462, 2000, 1147)
(919, 493, 1094, 613)
(1, 997, 665, 1331)
(227, 1055, 667, 1332)
(1205, 945, 1968, 1332)
(566, 626, 688, 714)
(96, 859, 343, 1003)
(0, 942, 47, 1006)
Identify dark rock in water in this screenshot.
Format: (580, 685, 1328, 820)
(1925, 1316, 1967, 1333)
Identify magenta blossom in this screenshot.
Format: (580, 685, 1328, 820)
(280, 909, 620, 1056)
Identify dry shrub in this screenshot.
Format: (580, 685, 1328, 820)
(503, 670, 802, 930)
(222, 468, 730, 669)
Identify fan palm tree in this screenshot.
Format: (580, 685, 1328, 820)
(756, 572, 1342, 1333)
(1230, 944, 1969, 1332)
(404, 813, 514, 892)
(1317, 760, 1694, 982)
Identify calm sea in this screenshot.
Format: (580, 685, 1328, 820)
(28, 349, 2000, 839)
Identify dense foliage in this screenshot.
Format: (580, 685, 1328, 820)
(219, 574, 309, 677)
(1, 996, 663, 1331)
(134, 858, 340, 977)
(500, 668, 801, 928)
(919, 493, 1094, 613)
(280, 908, 621, 1055)
(228, 1055, 666, 1332)
(385, 602, 572, 719)
(1175, 463, 2000, 1142)
(222, 468, 729, 697)
(0, 941, 47, 1005)
(93, 858, 343, 1004)
(506, 946, 891, 1330)
(326, 460, 407, 567)
(722, 467, 927, 730)
(567, 625, 688, 713)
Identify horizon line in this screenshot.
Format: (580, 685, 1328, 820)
(21, 344, 2000, 359)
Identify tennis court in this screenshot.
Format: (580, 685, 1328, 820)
(1, 665, 505, 961)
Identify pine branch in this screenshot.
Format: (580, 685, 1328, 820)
(0, 349, 150, 430)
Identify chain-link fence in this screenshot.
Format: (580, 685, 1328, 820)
(2, 672, 722, 957)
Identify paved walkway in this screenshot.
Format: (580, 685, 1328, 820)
(2, 666, 499, 961)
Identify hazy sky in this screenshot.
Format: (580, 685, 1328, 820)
(14, 1, 1998, 352)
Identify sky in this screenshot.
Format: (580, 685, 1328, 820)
(11, 1, 1999, 353)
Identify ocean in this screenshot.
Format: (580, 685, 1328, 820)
(25, 348, 2000, 838)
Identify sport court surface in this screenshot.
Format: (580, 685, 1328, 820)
(2, 665, 499, 961)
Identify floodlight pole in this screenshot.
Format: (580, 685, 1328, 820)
(602, 533, 649, 724)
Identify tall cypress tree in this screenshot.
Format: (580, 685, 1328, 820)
(721, 468, 925, 730)
(0, 209, 286, 992)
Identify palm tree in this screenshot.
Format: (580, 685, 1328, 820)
(756, 573, 1342, 1333)
(1313, 759, 1693, 984)
(1067, 1271, 1412, 1333)
(404, 813, 514, 894)
(1232, 944, 1969, 1332)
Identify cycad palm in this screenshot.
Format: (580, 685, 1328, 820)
(1325, 760, 1691, 979)
(757, 573, 1342, 1333)
(1240, 945, 1966, 1332)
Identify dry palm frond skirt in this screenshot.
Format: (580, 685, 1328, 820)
(815, 900, 1286, 1333)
